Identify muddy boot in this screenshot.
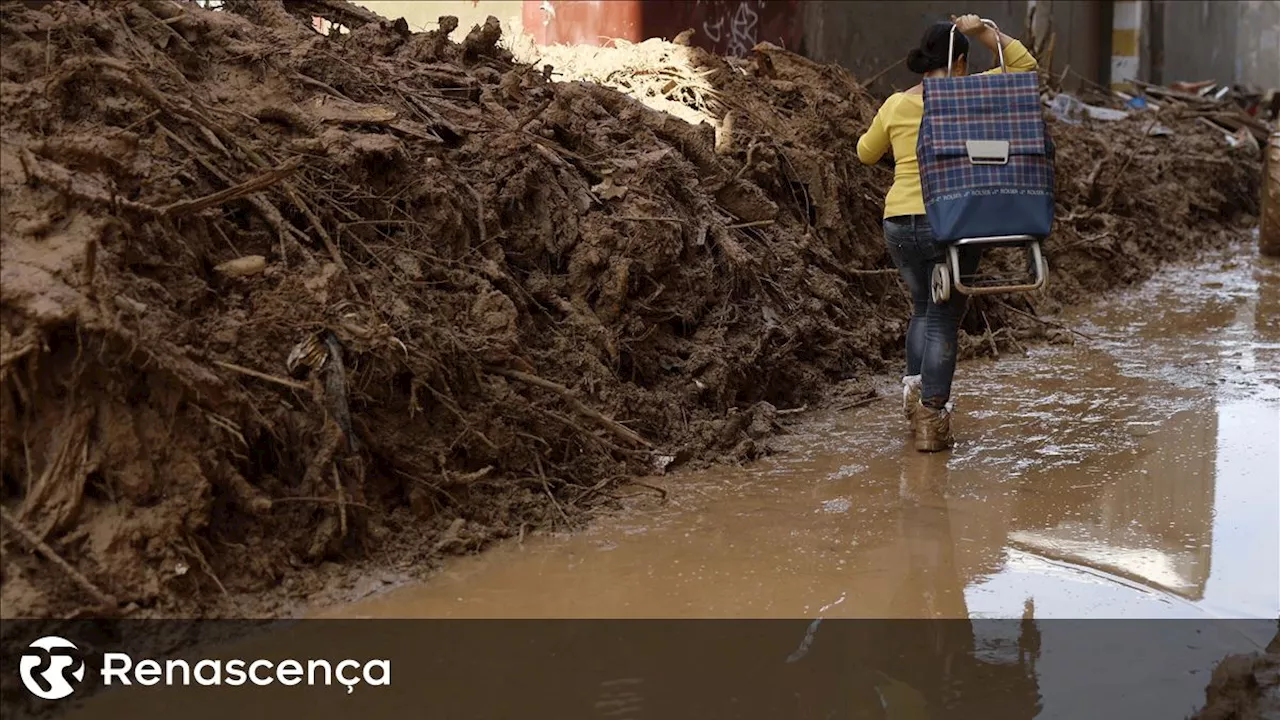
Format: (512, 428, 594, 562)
(902, 375, 922, 421)
(911, 401, 954, 452)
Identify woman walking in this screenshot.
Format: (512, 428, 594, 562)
(856, 14, 1039, 452)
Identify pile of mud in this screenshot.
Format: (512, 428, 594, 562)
(0, 0, 1262, 620)
(1190, 630, 1280, 720)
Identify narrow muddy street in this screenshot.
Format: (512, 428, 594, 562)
(57, 244, 1280, 720)
(2, 3, 1277, 717)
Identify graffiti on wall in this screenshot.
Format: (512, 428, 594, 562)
(696, 0, 767, 57)
(523, 0, 802, 58)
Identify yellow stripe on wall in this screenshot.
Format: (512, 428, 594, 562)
(1110, 0, 1144, 89)
(1110, 28, 1140, 58)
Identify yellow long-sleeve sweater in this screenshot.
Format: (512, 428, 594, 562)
(856, 39, 1038, 219)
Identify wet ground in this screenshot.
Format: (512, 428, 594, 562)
(56, 245, 1280, 718)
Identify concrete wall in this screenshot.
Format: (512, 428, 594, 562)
(1159, 0, 1280, 89)
(1234, 0, 1280, 89)
(801, 1, 1027, 91)
(801, 0, 1106, 92)
(1044, 0, 1108, 88)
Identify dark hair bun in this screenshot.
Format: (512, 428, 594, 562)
(907, 48, 936, 74)
(908, 20, 969, 75)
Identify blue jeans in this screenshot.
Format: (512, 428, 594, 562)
(883, 216, 981, 406)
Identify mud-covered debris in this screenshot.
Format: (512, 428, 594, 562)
(1189, 646, 1280, 720)
(214, 255, 268, 277)
(463, 15, 507, 61)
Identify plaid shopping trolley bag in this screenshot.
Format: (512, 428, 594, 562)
(917, 68, 1056, 242)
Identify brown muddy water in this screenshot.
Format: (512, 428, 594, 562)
(56, 245, 1280, 718)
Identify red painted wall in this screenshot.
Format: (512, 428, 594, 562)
(522, 0, 803, 56)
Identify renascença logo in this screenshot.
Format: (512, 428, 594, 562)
(17, 635, 391, 699)
(19, 636, 86, 700)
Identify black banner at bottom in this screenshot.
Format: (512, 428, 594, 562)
(2, 618, 1276, 719)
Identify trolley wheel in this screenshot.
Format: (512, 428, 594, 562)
(931, 263, 951, 303)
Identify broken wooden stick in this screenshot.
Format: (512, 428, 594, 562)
(214, 360, 309, 391)
(332, 465, 347, 538)
(488, 366, 653, 448)
(441, 466, 493, 487)
(995, 299, 1096, 342)
(0, 505, 116, 610)
(981, 309, 1000, 359)
(516, 97, 554, 132)
(859, 57, 904, 89)
(616, 215, 683, 223)
(994, 327, 1029, 357)
(725, 219, 775, 230)
(835, 395, 883, 412)
(541, 407, 650, 458)
(272, 496, 374, 511)
(160, 156, 303, 217)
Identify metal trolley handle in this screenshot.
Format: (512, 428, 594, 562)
(947, 18, 1003, 76)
